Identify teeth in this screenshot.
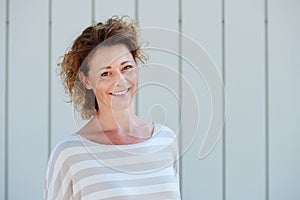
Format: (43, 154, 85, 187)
(111, 88, 129, 96)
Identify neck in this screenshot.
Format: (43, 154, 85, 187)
(95, 106, 136, 133)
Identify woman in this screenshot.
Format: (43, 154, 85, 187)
(44, 16, 181, 199)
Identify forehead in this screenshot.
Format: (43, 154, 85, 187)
(88, 44, 133, 69)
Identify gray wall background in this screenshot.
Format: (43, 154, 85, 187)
(0, 0, 299, 199)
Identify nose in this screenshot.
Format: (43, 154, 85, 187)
(114, 70, 126, 86)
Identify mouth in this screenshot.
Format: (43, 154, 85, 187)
(109, 88, 131, 96)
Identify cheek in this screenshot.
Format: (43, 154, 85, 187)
(128, 70, 139, 85)
(94, 81, 109, 95)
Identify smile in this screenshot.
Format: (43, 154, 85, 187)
(109, 88, 130, 96)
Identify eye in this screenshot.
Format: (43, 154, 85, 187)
(123, 65, 134, 71)
(100, 71, 111, 77)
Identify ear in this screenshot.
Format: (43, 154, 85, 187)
(78, 71, 92, 90)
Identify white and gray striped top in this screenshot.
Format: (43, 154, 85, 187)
(44, 123, 181, 200)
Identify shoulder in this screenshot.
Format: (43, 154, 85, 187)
(47, 134, 84, 168)
(44, 134, 82, 199)
(151, 123, 179, 151)
(154, 123, 177, 139)
(49, 134, 80, 154)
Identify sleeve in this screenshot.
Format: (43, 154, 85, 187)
(174, 132, 182, 199)
(43, 144, 74, 200)
(43, 153, 54, 200)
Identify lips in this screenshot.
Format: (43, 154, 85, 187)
(109, 88, 130, 96)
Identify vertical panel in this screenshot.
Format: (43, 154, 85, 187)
(138, 0, 179, 132)
(269, 0, 300, 199)
(181, 0, 223, 199)
(51, 0, 91, 147)
(225, 0, 266, 199)
(95, 0, 135, 22)
(0, 0, 6, 199)
(8, 0, 49, 199)
(137, 1, 180, 197)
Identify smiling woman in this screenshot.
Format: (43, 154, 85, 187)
(79, 44, 138, 113)
(44, 16, 181, 199)
(59, 16, 146, 119)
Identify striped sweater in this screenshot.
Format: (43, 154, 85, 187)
(44, 123, 181, 200)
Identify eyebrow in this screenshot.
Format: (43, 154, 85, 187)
(97, 60, 134, 72)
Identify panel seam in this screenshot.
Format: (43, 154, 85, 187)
(4, 0, 10, 199)
(264, 0, 269, 199)
(91, 0, 95, 23)
(222, 0, 226, 200)
(178, 0, 183, 196)
(48, 0, 52, 157)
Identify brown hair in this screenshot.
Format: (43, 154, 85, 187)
(58, 16, 147, 119)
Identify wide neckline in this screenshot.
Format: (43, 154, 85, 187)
(75, 122, 162, 148)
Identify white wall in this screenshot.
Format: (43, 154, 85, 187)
(7, 0, 49, 199)
(181, 0, 223, 199)
(225, 0, 266, 199)
(0, 0, 299, 199)
(268, 0, 300, 199)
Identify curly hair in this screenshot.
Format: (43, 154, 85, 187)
(58, 16, 147, 119)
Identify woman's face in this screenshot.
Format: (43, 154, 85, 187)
(85, 44, 138, 111)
